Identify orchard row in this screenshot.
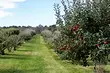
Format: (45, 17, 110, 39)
(42, 0, 110, 69)
(0, 27, 36, 55)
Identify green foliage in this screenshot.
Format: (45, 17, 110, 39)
(54, 0, 110, 67)
(19, 29, 36, 41)
(0, 28, 36, 55)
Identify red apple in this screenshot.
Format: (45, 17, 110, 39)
(59, 47, 66, 51)
(104, 41, 108, 44)
(96, 44, 100, 47)
(72, 24, 80, 31)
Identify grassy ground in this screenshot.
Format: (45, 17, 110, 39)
(0, 35, 106, 73)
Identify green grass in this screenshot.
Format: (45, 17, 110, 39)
(0, 35, 109, 73)
(0, 35, 46, 73)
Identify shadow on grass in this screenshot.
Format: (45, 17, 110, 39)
(0, 69, 44, 73)
(17, 49, 33, 52)
(0, 54, 31, 60)
(22, 44, 35, 48)
(104, 71, 110, 73)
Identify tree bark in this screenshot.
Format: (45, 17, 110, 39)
(13, 47, 16, 51)
(0, 50, 5, 55)
(94, 62, 104, 73)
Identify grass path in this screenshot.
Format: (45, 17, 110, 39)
(0, 35, 93, 73)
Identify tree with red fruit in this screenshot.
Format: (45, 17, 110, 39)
(54, 0, 110, 72)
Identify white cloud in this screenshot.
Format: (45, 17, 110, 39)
(0, 0, 26, 18)
(0, 1, 15, 9)
(6, 0, 26, 2)
(0, 10, 12, 18)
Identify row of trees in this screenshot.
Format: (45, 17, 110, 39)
(0, 27, 36, 55)
(42, 0, 110, 73)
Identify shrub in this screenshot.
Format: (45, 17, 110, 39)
(41, 29, 54, 43)
(41, 29, 53, 38)
(19, 29, 36, 41)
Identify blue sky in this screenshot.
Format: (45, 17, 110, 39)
(0, 0, 61, 27)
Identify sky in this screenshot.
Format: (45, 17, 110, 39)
(0, 0, 61, 27)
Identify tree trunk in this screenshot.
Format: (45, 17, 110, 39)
(94, 63, 104, 73)
(96, 65, 104, 73)
(14, 47, 16, 51)
(0, 50, 5, 55)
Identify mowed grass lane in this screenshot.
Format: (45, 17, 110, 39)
(0, 35, 93, 73)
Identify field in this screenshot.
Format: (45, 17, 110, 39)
(0, 35, 95, 73)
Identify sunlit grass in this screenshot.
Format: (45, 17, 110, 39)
(0, 35, 46, 73)
(0, 34, 110, 73)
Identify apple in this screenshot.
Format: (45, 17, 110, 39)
(104, 41, 108, 44)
